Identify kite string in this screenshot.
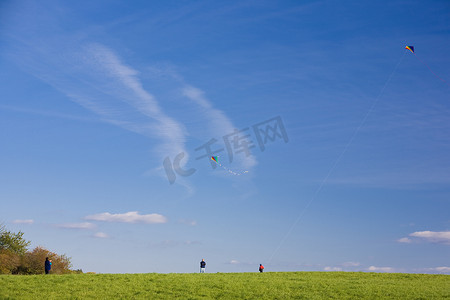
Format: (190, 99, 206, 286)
(413, 53, 450, 86)
(267, 52, 406, 265)
(212, 157, 248, 176)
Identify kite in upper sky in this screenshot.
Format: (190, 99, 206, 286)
(405, 46, 414, 53)
(211, 156, 248, 176)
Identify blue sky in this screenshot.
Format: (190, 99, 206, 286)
(1, 0, 449, 274)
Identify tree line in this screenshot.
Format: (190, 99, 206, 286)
(0, 224, 78, 275)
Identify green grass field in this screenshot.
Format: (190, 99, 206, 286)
(0, 272, 448, 299)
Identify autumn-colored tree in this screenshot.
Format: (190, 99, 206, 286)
(20, 246, 72, 275)
(0, 224, 74, 275)
(0, 249, 20, 274)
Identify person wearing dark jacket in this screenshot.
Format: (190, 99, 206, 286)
(200, 259, 206, 273)
(45, 257, 52, 274)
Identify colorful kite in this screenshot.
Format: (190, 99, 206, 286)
(210, 156, 248, 176)
(405, 46, 414, 53)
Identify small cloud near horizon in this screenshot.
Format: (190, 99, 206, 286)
(57, 222, 96, 230)
(427, 266, 450, 274)
(341, 261, 360, 267)
(367, 266, 396, 273)
(93, 232, 110, 239)
(12, 219, 34, 224)
(226, 260, 256, 266)
(324, 266, 343, 271)
(397, 237, 413, 243)
(85, 211, 167, 224)
(179, 219, 197, 226)
(398, 230, 450, 245)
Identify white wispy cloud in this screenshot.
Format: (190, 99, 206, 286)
(409, 230, 450, 244)
(367, 266, 396, 273)
(225, 260, 255, 266)
(323, 262, 360, 271)
(93, 232, 110, 239)
(57, 222, 96, 230)
(428, 266, 450, 274)
(341, 261, 360, 267)
(142, 65, 259, 180)
(7, 35, 188, 171)
(9, 29, 257, 184)
(179, 219, 197, 226)
(182, 85, 257, 170)
(79, 43, 188, 159)
(85, 211, 167, 224)
(397, 237, 413, 243)
(7, 4, 258, 185)
(411, 266, 450, 274)
(11, 219, 34, 224)
(324, 266, 343, 271)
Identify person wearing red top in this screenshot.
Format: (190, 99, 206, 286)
(259, 264, 264, 273)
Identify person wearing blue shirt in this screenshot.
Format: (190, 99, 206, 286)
(44, 257, 52, 274)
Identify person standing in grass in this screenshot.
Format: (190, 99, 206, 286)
(44, 257, 52, 274)
(200, 259, 206, 273)
(259, 264, 264, 273)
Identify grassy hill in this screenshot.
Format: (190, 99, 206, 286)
(0, 271, 448, 299)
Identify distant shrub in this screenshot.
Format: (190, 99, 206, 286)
(0, 250, 20, 274)
(0, 225, 75, 275)
(9, 246, 72, 275)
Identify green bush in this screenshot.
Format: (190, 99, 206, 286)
(0, 227, 30, 255)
